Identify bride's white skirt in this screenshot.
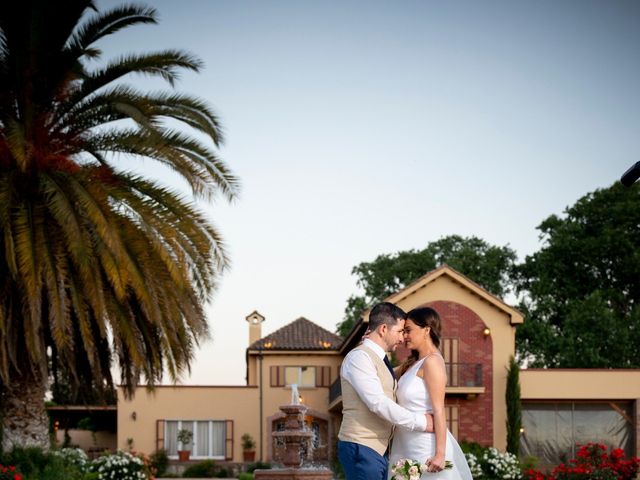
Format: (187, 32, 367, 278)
(388, 429, 473, 480)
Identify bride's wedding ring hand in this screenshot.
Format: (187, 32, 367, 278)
(426, 456, 445, 472)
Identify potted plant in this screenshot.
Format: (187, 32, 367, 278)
(241, 433, 256, 462)
(177, 428, 193, 462)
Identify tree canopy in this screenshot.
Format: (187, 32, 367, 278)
(516, 183, 640, 367)
(336, 235, 518, 336)
(339, 183, 640, 371)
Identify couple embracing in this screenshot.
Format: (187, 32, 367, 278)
(337, 302, 472, 480)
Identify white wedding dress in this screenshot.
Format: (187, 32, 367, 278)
(388, 356, 473, 480)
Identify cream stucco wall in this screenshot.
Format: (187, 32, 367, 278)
(117, 386, 259, 462)
(387, 273, 518, 450)
(118, 351, 342, 462)
(521, 369, 640, 399)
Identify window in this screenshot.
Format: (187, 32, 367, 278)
(521, 402, 634, 468)
(270, 366, 331, 387)
(165, 420, 226, 459)
(284, 366, 315, 387)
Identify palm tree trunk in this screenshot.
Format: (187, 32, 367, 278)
(1, 371, 50, 451)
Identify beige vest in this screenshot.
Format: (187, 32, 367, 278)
(338, 344, 396, 455)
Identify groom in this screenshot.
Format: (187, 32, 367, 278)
(337, 302, 434, 480)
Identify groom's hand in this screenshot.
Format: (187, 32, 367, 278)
(424, 413, 434, 432)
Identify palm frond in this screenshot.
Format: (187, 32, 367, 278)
(66, 5, 157, 55)
(0, 0, 236, 401)
(83, 50, 203, 94)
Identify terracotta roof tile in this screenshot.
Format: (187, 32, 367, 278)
(249, 317, 343, 351)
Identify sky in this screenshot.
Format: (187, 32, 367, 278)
(96, 0, 640, 385)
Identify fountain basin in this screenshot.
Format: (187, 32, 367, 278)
(254, 468, 333, 480)
(272, 430, 314, 440)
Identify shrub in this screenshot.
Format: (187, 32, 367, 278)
(149, 449, 169, 477)
(237, 474, 253, 480)
(459, 444, 522, 479)
(182, 460, 216, 477)
(215, 467, 230, 478)
(0, 447, 50, 478)
(0, 447, 87, 480)
(52, 448, 89, 473)
(330, 457, 345, 479)
(39, 462, 85, 480)
(464, 452, 484, 478)
(91, 451, 148, 480)
(481, 447, 522, 479)
(246, 462, 270, 473)
(460, 440, 487, 458)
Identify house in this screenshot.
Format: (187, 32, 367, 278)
(117, 314, 343, 463)
(329, 264, 523, 450)
(117, 265, 640, 467)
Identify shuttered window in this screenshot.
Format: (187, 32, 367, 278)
(442, 338, 459, 386)
(445, 405, 459, 438)
(315, 366, 331, 387)
(270, 366, 332, 387)
(270, 366, 284, 387)
(225, 420, 233, 460)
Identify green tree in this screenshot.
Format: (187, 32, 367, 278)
(0, 0, 238, 449)
(336, 235, 517, 336)
(516, 183, 640, 367)
(505, 356, 521, 455)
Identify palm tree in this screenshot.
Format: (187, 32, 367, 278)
(0, 0, 238, 449)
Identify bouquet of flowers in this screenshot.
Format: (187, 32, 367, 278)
(391, 458, 453, 479)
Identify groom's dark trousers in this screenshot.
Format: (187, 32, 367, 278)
(337, 439, 387, 480)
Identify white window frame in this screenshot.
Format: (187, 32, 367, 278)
(165, 420, 226, 460)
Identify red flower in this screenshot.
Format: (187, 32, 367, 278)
(611, 448, 625, 460)
(523, 469, 548, 480)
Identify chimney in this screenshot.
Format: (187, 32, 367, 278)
(246, 310, 265, 346)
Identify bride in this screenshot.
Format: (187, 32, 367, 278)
(388, 307, 472, 480)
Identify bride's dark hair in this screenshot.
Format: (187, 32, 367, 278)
(397, 306, 442, 377)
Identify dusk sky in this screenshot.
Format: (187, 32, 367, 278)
(97, 0, 639, 384)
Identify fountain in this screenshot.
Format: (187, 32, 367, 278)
(254, 385, 333, 480)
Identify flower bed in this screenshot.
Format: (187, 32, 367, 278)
(0, 447, 154, 480)
(523, 443, 640, 480)
(0, 464, 22, 480)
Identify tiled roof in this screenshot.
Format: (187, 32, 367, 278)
(249, 317, 343, 351)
